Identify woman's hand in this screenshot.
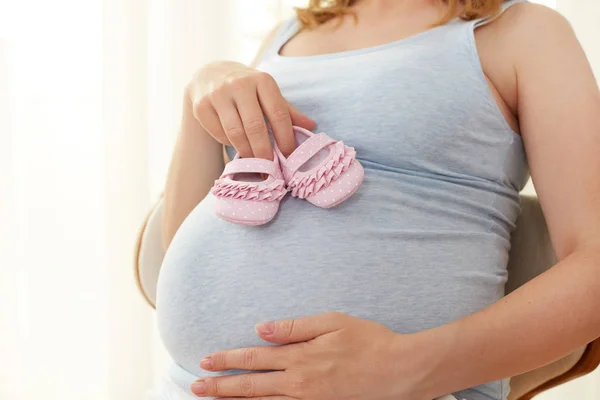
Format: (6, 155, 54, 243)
(187, 61, 316, 160)
(191, 312, 435, 400)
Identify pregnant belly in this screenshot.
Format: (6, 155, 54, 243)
(156, 189, 507, 380)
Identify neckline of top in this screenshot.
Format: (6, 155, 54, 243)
(274, 17, 463, 62)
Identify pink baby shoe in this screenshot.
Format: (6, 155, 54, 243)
(275, 126, 364, 208)
(211, 153, 287, 225)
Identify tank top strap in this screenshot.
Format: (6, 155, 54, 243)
(471, 0, 529, 29)
(257, 17, 301, 64)
(258, 1, 530, 64)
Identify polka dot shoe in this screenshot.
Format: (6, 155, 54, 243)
(210, 152, 287, 225)
(275, 126, 364, 209)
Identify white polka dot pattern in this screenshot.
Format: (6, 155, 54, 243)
(211, 153, 285, 226)
(275, 126, 365, 209)
(302, 160, 364, 209)
(211, 127, 365, 224)
(283, 133, 335, 179)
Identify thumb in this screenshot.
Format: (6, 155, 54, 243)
(255, 312, 346, 344)
(289, 105, 317, 131)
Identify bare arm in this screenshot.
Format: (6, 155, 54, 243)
(416, 5, 600, 398)
(162, 93, 224, 250)
(162, 24, 282, 249)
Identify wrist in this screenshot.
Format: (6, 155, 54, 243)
(390, 325, 461, 400)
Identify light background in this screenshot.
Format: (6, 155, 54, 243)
(1, 0, 598, 399)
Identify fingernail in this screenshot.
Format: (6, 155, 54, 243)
(200, 357, 213, 370)
(191, 380, 206, 395)
(256, 321, 275, 335)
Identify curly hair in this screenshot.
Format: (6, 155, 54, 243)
(295, 0, 507, 29)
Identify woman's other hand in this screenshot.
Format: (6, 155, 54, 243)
(187, 61, 316, 160)
(192, 312, 437, 400)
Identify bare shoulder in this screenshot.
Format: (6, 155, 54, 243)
(473, 3, 578, 116)
(499, 2, 571, 32)
(483, 2, 576, 59)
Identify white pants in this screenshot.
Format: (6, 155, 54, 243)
(146, 373, 458, 400)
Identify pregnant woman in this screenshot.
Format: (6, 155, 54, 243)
(154, 0, 600, 399)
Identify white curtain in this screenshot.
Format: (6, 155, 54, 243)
(0, 0, 597, 399)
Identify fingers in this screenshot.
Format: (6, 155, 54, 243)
(256, 73, 296, 157)
(255, 312, 348, 345)
(193, 96, 231, 145)
(234, 82, 273, 160)
(289, 104, 317, 131)
(210, 92, 254, 158)
(200, 344, 300, 372)
(191, 371, 288, 398)
(191, 70, 315, 160)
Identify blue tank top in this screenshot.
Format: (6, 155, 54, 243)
(156, 2, 530, 399)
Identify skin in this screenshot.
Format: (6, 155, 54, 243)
(162, 27, 316, 248)
(163, 0, 600, 398)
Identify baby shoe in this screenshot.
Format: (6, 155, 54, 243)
(275, 126, 364, 208)
(210, 152, 287, 225)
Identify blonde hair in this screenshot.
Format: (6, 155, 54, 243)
(296, 0, 507, 29)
